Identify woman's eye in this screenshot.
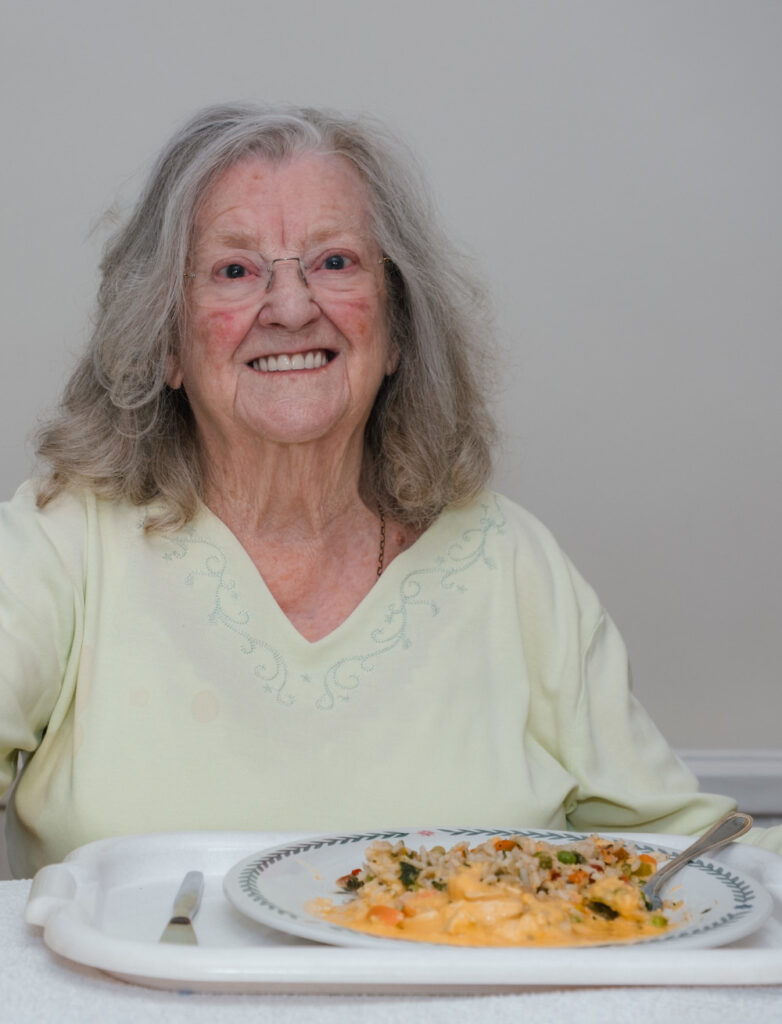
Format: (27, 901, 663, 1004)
(219, 263, 249, 279)
(321, 253, 354, 271)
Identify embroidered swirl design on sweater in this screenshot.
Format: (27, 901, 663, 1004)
(161, 533, 289, 700)
(315, 498, 506, 710)
(160, 495, 506, 710)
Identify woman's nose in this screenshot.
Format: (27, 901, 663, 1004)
(257, 257, 319, 330)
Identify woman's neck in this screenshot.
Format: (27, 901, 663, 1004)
(196, 433, 421, 642)
(201, 432, 367, 540)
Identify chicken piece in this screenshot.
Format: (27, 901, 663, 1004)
(447, 863, 494, 900)
(458, 897, 526, 927)
(400, 888, 450, 916)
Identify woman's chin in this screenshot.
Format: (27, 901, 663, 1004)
(231, 377, 368, 450)
(237, 406, 359, 450)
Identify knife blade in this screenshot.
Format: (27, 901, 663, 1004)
(159, 870, 204, 945)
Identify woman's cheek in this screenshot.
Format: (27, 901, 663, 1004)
(329, 296, 380, 343)
(195, 308, 243, 353)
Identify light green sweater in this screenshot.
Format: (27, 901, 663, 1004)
(1, 482, 774, 877)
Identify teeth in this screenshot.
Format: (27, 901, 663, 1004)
(252, 350, 328, 373)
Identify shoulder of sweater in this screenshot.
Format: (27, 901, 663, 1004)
(1, 478, 140, 561)
(6, 478, 97, 531)
(465, 489, 572, 562)
(475, 490, 605, 624)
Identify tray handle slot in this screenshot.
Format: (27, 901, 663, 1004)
(24, 863, 79, 926)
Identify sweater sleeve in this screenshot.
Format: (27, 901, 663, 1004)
(561, 605, 736, 832)
(554, 564, 782, 853)
(501, 503, 780, 851)
(0, 482, 84, 796)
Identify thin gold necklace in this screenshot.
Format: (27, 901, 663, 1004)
(377, 507, 386, 578)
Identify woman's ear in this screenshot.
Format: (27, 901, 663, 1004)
(165, 352, 184, 389)
(385, 342, 400, 376)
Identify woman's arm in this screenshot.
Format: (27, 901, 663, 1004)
(503, 498, 782, 853)
(0, 482, 83, 796)
(557, 571, 782, 852)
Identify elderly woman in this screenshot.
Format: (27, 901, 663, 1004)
(0, 104, 776, 878)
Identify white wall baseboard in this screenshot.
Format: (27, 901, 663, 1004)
(678, 749, 782, 814)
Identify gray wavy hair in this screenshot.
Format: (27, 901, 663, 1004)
(36, 103, 496, 530)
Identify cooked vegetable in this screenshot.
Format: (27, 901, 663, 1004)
(586, 899, 619, 920)
(398, 861, 421, 889)
(556, 849, 585, 865)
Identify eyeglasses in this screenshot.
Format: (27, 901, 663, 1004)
(185, 243, 389, 308)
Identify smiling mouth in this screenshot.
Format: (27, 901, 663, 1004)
(249, 349, 334, 373)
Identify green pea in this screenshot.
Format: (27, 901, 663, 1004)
(556, 849, 585, 865)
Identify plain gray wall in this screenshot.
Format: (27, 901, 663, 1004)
(1, 1, 780, 749)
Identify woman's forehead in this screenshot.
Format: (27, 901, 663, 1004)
(194, 152, 374, 247)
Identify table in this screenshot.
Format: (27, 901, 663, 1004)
(3, 880, 781, 1023)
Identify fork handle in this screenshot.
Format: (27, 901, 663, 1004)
(649, 811, 753, 892)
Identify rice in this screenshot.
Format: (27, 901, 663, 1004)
(349, 834, 658, 894)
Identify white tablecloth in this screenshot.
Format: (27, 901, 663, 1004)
(3, 880, 781, 1024)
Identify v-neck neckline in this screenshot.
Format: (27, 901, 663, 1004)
(190, 500, 445, 648)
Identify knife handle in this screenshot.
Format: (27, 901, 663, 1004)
(171, 870, 205, 921)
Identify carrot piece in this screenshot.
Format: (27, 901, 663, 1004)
(567, 869, 589, 885)
(368, 905, 404, 926)
(494, 838, 517, 851)
(639, 853, 657, 867)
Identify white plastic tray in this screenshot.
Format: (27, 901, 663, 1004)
(24, 830, 782, 993)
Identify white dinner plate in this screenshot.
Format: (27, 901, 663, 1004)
(223, 826, 773, 950)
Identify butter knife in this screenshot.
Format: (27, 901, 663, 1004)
(159, 870, 204, 945)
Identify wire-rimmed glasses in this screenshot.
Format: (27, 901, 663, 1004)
(185, 242, 389, 308)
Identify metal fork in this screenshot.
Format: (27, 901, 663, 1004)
(642, 811, 753, 910)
